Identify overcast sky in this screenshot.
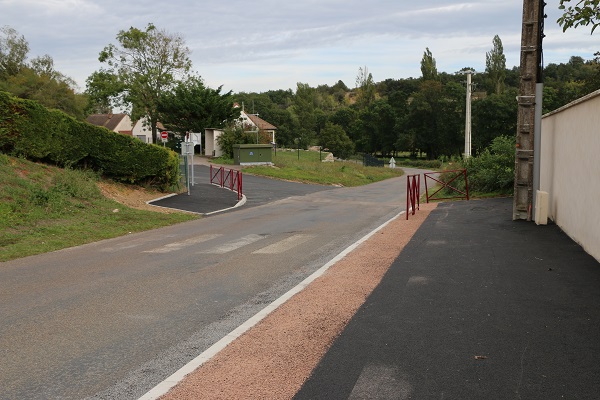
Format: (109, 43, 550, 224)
(1, 0, 598, 93)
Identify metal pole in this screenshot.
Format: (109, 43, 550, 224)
(185, 154, 190, 196)
(190, 142, 194, 187)
(465, 71, 472, 158)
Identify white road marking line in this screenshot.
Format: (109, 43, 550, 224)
(99, 237, 171, 253)
(252, 234, 315, 254)
(138, 211, 405, 400)
(348, 364, 412, 400)
(198, 234, 267, 254)
(143, 234, 222, 254)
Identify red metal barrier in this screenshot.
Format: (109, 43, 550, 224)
(424, 169, 469, 203)
(210, 165, 243, 200)
(406, 174, 420, 220)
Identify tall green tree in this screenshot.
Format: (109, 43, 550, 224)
(472, 89, 518, 152)
(355, 66, 376, 108)
(88, 23, 192, 143)
(157, 75, 236, 135)
(485, 35, 506, 94)
(420, 48, 438, 81)
(85, 70, 123, 114)
(407, 80, 463, 159)
(290, 82, 318, 147)
(0, 25, 28, 78)
(408, 80, 443, 158)
(319, 122, 354, 159)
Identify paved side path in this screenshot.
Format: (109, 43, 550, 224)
(295, 197, 600, 399)
(149, 164, 335, 215)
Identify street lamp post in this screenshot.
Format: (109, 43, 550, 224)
(459, 69, 476, 158)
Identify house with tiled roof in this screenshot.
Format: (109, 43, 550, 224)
(85, 114, 133, 136)
(131, 118, 167, 144)
(205, 109, 278, 158)
(239, 110, 277, 144)
(86, 114, 169, 144)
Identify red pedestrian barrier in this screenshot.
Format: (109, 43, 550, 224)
(210, 165, 243, 201)
(424, 169, 469, 203)
(406, 174, 420, 220)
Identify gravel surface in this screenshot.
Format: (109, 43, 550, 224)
(159, 203, 437, 399)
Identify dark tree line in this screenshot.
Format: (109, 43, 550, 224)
(3, 24, 599, 159)
(233, 49, 599, 160)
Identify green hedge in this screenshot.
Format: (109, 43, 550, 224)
(0, 91, 179, 191)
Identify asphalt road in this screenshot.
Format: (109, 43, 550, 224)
(0, 168, 425, 399)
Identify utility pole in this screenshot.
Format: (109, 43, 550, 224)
(513, 0, 546, 220)
(464, 70, 474, 158)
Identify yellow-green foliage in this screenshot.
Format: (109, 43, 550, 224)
(0, 91, 179, 191)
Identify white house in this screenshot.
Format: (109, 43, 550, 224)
(132, 118, 167, 144)
(238, 110, 277, 144)
(131, 119, 152, 143)
(203, 111, 278, 158)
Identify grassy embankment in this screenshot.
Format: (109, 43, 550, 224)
(0, 155, 196, 262)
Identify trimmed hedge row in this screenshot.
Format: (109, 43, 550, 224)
(0, 91, 179, 191)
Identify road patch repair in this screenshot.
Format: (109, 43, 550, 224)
(140, 203, 437, 399)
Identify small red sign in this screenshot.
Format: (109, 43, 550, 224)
(160, 131, 168, 139)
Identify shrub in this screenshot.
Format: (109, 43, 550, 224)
(0, 91, 179, 191)
(216, 127, 255, 158)
(463, 135, 515, 194)
(398, 158, 443, 169)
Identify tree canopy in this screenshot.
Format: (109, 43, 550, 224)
(558, 0, 600, 33)
(486, 35, 506, 94)
(87, 23, 192, 143)
(420, 48, 438, 81)
(3, 20, 599, 164)
(0, 26, 28, 78)
(0, 25, 86, 119)
(157, 75, 237, 135)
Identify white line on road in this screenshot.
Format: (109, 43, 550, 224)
(197, 234, 268, 254)
(143, 234, 222, 254)
(252, 234, 315, 254)
(138, 211, 405, 400)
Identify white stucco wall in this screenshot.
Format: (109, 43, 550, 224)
(540, 89, 600, 262)
(204, 128, 224, 157)
(132, 119, 152, 143)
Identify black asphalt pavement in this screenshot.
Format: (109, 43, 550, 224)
(294, 197, 600, 399)
(148, 165, 334, 214)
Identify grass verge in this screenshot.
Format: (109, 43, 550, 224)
(0, 155, 197, 262)
(243, 149, 404, 187)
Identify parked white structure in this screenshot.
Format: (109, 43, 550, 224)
(204, 128, 224, 157)
(540, 89, 600, 262)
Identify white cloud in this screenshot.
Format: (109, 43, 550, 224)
(1, 0, 598, 93)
